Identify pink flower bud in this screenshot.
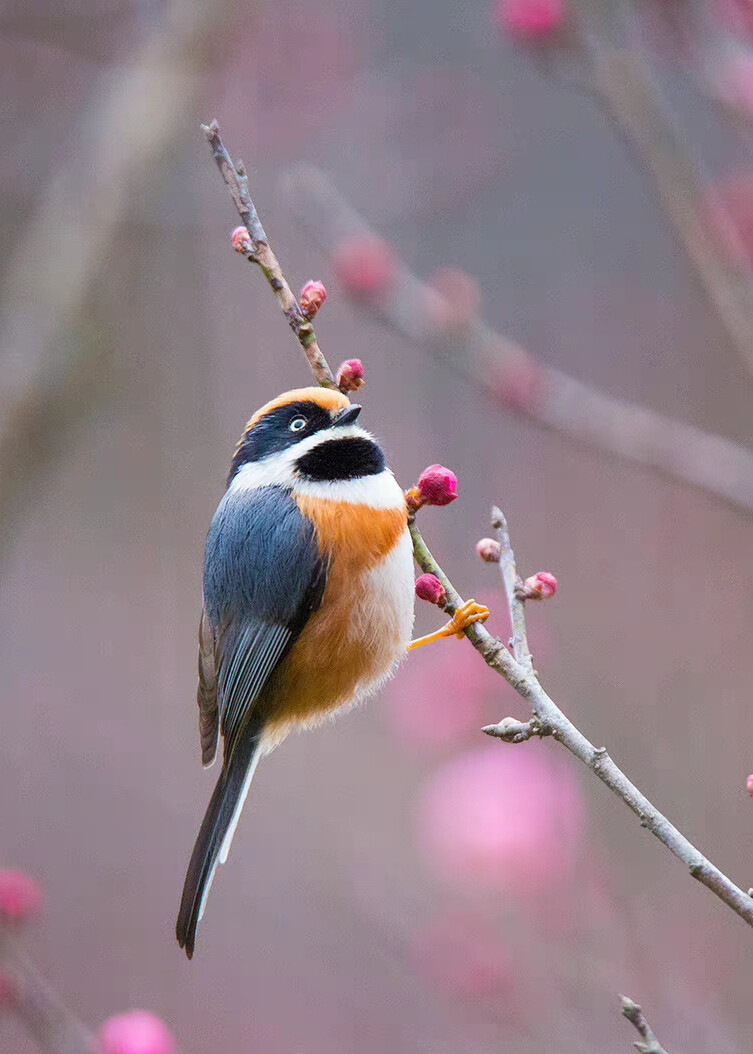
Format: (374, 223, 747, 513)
(417, 464, 458, 507)
(747, 774, 753, 797)
(521, 571, 557, 600)
(231, 226, 252, 254)
(332, 236, 396, 297)
(0, 870, 42, 923)
(335, 358, 365, 392)
(99, 1011, 176, 1054)
(476, 538, 501, 563)
(299, 279, 327, 319)
(415, 574, 447, 607)
(495, 0, 566, 38)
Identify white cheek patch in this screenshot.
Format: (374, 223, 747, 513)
(228, 425, 406, 510)
(293, 470, 405, 510)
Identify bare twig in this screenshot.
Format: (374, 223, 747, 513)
(283, 165, 753, 516)
(491, 506, 533, 676)
(0, 926, 97, 1054)
(200, 121, 337, 390)
(620, 995, 669, 1054)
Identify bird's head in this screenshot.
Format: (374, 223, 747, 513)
(227, 387, 384, 488)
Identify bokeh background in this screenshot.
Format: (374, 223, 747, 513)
(3, 0, 753, 1051)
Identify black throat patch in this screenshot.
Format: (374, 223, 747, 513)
(295, 437, 385, 481)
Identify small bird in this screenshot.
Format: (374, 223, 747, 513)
(176, 386, 415, 958)
(176, 386, 489, 957)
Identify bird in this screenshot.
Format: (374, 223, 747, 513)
(176, 385, 488, 958)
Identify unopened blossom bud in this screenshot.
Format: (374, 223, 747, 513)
(299, 280, 327, 319)
(476, 538, 501, 563)
(415, 574, 447, 608)
(99, 1011, 176, 1054)
(520, 571, 557, 600)
(417, 465, 458, 507)
(747, 774, 753, 797)
(231, 226, 252, 254)
(0, 870, 42, 923)
(336, 358, 365, 392)
(332, 235, 396, 297)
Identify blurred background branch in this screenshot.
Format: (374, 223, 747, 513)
(284, 164, 753, 515)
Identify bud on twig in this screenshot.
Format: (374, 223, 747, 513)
(336, 358, 365, 392)
(406, 465, 459, 512)
(415, 574, 447, 608)
(476, 537, 501, 563)
(231, 226, 253, 255)
(299, 280, 327, 319)
(517, 571, 558, 601)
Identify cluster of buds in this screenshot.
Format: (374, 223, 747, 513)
(415, 573, 447, 609)
(406, 464, 459, 513)
(336, 358, 365, 392)
(230, 225, 253, 256)
(99, 1011, 176, 1054)
(299, 279, 327, 320)
(516, 571, 558, 601)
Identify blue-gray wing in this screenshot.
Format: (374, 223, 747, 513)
(196, 485, 326, 766)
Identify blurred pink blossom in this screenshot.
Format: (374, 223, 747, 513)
(332, 235, 396, 298)
(707, 45, 753, 116)
(495, 0, 566, 38)
(426, 268, 482, 335)
(0, 970, 14, 1007)
(384, 638, 492, 750)
(0, 870, 42, 923)
(411, 908, 515, 1000)
(99, 1011, 176, 1054)
(746, 773, 753, 796)
(415, 744, 585, 896)
(715, 0, 753, 38)
(703, 169, 753, 268)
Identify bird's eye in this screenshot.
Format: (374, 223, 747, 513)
(289, 416, 307, 432)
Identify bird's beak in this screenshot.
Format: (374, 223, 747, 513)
(332, 404, 362, 427)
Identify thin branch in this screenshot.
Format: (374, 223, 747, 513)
(282, 165, 753, 517)
(491, 506, 533, 676)
(620, 995, 669, 1054)
(200, 121, 338, 390)
(0, 926, 97, 1054)
(410, 512, 753, 932)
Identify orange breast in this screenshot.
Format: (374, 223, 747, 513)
(264, 496, 408, 739)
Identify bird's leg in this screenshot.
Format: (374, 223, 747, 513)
(408, 600, 490, 650)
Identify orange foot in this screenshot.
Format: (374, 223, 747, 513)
(408, 600, 490, 650)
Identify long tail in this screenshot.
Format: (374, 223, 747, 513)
(176, 726, 263, 959)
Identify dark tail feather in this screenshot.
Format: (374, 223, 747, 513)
(176, 729, 262, 958)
